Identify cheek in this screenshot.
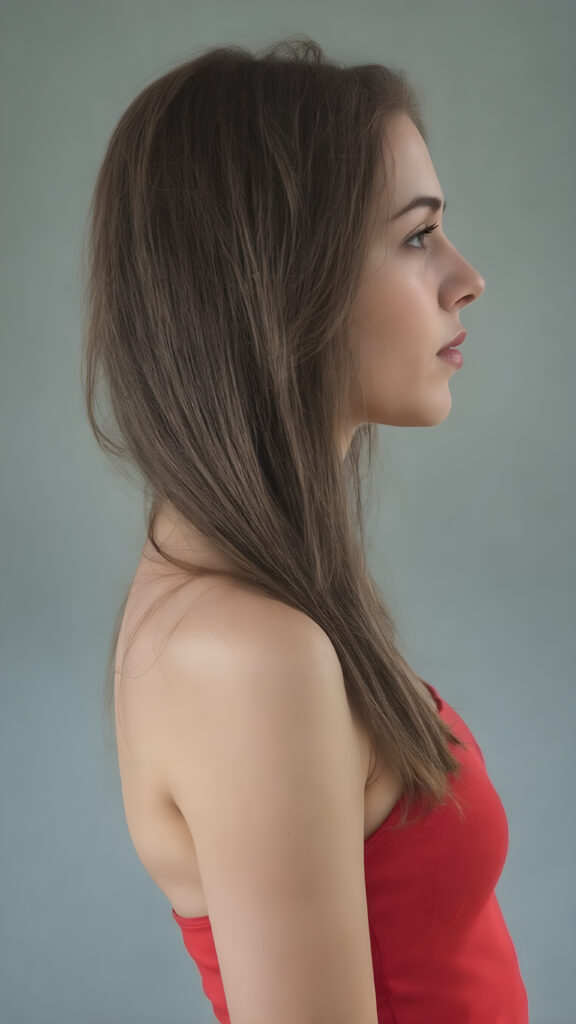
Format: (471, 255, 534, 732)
(349, 281, 437, 416)
(355, 295, 427, 377)
(355, 266, 429, 346)
(347, 261, 452, 427)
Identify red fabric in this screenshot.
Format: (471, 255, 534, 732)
(171, 680, 529, 1023)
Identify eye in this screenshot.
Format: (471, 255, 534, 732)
(405, 223, 439, 251)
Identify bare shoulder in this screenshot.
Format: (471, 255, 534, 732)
(150, 581, 366, 811)
(116, 577, 364, 775)
(157, 581, 357, 733)
(162, 579, 339, 669)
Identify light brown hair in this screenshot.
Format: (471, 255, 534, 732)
(80, 35, 467, 830)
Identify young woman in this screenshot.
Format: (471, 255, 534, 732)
(81, 36, 528, 1024)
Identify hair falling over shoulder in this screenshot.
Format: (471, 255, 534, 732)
(80, 34, 467, 830)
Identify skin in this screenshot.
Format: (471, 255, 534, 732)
(345, 112, 486, 446)
(150, 112, 486, 560)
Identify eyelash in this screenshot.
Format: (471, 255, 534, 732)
(405, 222, 440, 251)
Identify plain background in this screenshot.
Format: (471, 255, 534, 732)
(1, 2, 574, 1022)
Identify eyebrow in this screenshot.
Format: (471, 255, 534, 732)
(389, 195, 447, 221)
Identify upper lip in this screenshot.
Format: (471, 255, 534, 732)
(438, 330, 467, 353)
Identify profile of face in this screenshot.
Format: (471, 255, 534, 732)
(346, 113, 486, 443)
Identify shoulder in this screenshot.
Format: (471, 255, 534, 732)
(155, 581, 347, 727)
(154, 581, 367, 781)
(163, 581, 340, 682)
(116, 576, 369, 787)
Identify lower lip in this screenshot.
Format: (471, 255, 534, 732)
(437, 347, 463, 367)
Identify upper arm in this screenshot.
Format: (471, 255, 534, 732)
(159, 600, 378, 1024)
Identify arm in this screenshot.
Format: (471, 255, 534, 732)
(159, 599, 379, 1024)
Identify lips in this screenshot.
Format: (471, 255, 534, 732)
(438, 330, 467, 354)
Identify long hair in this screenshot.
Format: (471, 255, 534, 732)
(80, 35, 467, 830)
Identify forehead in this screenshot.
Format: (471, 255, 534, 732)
(384, 114, 443, 204)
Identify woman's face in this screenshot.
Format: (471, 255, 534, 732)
(346, 113, 486, 442)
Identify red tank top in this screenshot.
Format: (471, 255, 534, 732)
(170, 680, 530, 1023)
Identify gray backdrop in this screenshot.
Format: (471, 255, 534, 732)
(1, 1, 574, 1022)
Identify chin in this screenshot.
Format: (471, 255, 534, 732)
(414, 400, 453, 427)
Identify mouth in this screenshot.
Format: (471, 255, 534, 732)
(437, 330, 467, 354)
